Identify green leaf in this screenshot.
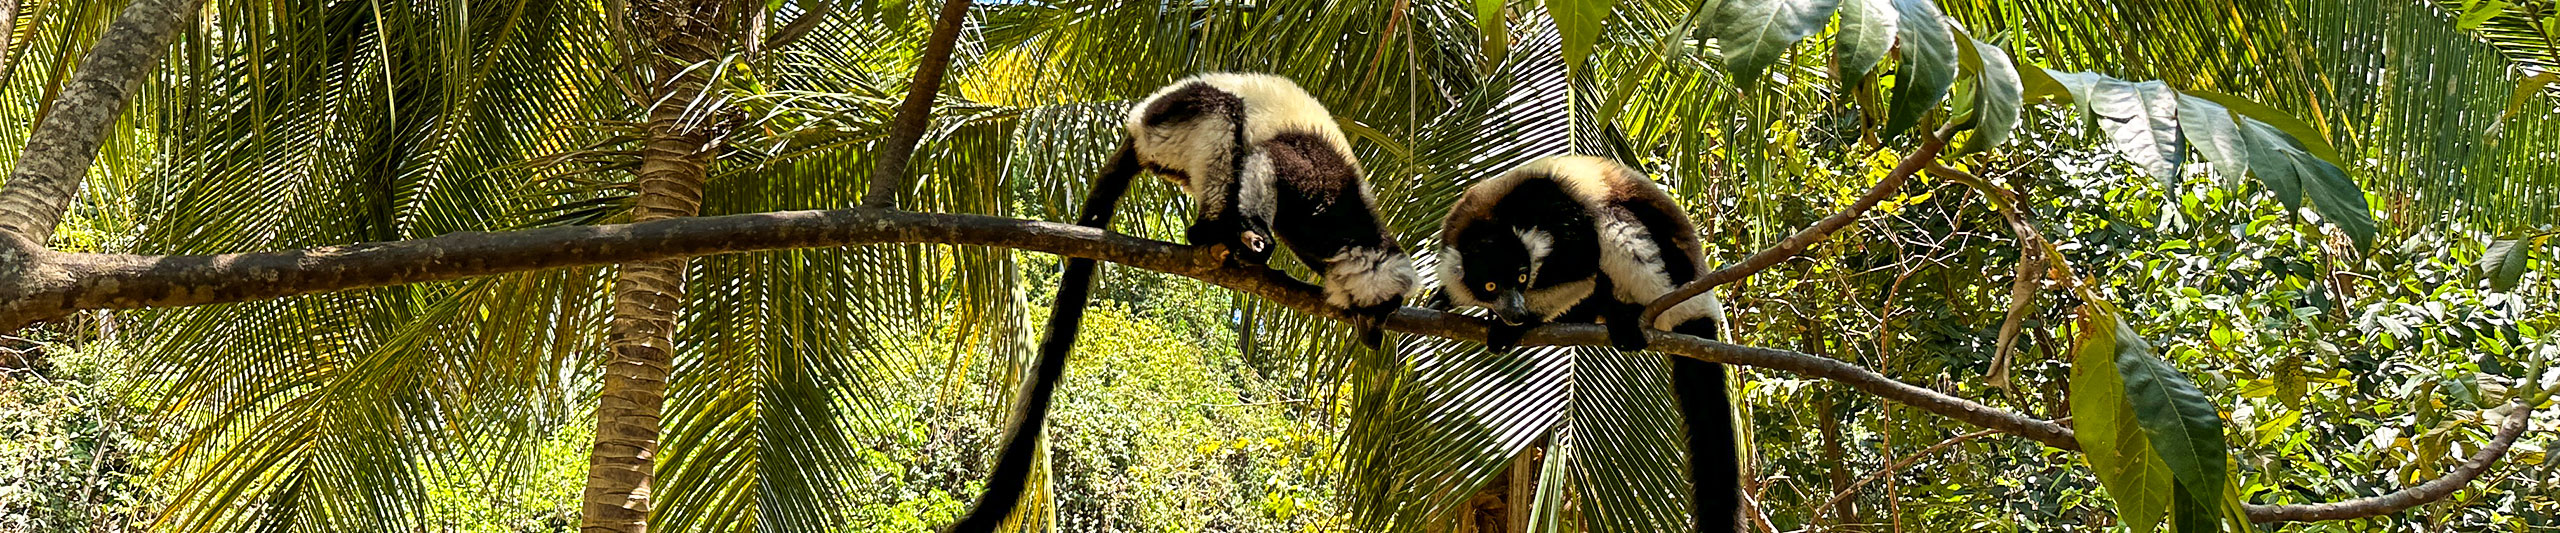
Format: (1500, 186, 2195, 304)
(1718, 0, 1841, 87)
(2183, 89, 2346, 169)
(1881, 0, 1955, 141)
(2089, 79, 2185, 188)
(2071, 304, 2176, 533)
(2456, 0, 2509, 30)
(2495, 72, 2558, 129)
(1478, 0, 1511, 60)
(2176, 95, 2247, 190)
(2482, 239, 2531, 291)
(2113, 320, 2230, 517)
(1548, 0, 1620, 69)
(1953, 32, 2019, 154)
(2170, 479, 2219, 533)
(1835, 0, 1895, 86)
(2029, 68, 2108, 106)
(2239, 119, 2376, 250)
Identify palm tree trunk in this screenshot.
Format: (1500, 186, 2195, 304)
(583, 2, 730, 532)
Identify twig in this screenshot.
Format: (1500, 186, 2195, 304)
(1643, 122, 1963, 326)
(1815, 426, 2010, 521)
(859, 0, 972, 209)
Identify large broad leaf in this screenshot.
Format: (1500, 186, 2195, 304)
(2183, 89, 2346, 169)
(2176, 95, 2248, 190)
(2112, 320, 2230, 530)
(1547, 0, 1620, 69)
(1953, 32, 2020, 154)
(2088, 79, 2186, 188)
(2481, 238, 2532, 291)
(1717, 0, 1841, 87)
(1881, 0, 1955, 141)
(1834, 0, 1894, 86)
(2239, 119, 2377, 250)
(2070, 304, 2176, 533)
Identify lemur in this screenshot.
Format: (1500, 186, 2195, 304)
(948, 73, 1418, 533)
(1435, 155, 1739, 532)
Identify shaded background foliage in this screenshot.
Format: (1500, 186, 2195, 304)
(0, 0, 2551, 532)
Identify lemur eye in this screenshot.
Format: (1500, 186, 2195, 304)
(1482, 282, 1497, 292)
(1516, 274, 1528, 283)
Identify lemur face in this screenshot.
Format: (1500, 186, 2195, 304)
(1451, 226, 1547, 325)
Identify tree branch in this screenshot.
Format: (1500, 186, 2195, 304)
(0, 206, 2535, 524)
(1643, 123, 1959, 326)
(859, 0, 972, 209)
(2245, 391, 2547, 523)
(0, 0, 197, 243)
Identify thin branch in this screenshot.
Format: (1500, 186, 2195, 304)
(0, 0, 197, 243)
(859, 0, 972, 209)
(0, 206, 2534, 524)
(2246, 388, 2550, 523)
(759, 0, 834, 55)
(1817, 427, 2008, 520)
(1642, 122, 1962, 326)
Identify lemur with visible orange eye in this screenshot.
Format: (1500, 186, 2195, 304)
(1436, 155, 1738, 532)
(949, 73, 1417, 533)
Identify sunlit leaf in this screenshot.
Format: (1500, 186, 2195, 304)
(2088, 78, 2185, 188)
(1716, 0, 1840, 87)
(1954, 31, 2020, 154)
(1881, 0, 1955, 141)
(2071, 304, 2175, 533)
(1834, 0, 1895, 86)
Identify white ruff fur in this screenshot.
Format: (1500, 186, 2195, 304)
(1435, 246, 1482, 308)
(1324, 247, 1421, 308)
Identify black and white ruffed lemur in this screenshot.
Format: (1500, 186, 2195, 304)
(1436, 155, 1739, 532)
(947, 73, 1418, 533)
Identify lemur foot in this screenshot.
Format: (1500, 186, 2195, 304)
(1606, 321, 1651, 352)
(1485, 323, 1530, 352)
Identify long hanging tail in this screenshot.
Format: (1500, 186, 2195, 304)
(1674, 356, 1741, 532)
(947, 141, 1141, 533)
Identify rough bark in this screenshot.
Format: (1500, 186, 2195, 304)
(0, 0, 196, 243)
(859, 0, 972, 209)
(583, 2, 731, 532)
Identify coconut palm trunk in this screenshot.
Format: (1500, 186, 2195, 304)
(584, 2, 734, 531)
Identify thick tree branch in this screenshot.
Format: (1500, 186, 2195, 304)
(0, 0, 197, 243)
(859, 0, 972, 209)
(1643, 124, 1959, 326)
(0, 206, 2536, 524)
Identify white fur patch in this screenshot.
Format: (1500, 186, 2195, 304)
(1324, 247, 1421, 308)
(1238, 152, 1278, 224)
(1435, 245, 1484, 309)
(1512, 154, 1633, 202)
(1526, 277, 1597, 319)
(1652, 291, 1728, 333)
(1597, 218, 1674, 303)
(1514, 228, 1554, 280)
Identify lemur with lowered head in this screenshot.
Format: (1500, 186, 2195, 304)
(948, 73, 1417, 533)
(1436, 155, 1738, 532)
